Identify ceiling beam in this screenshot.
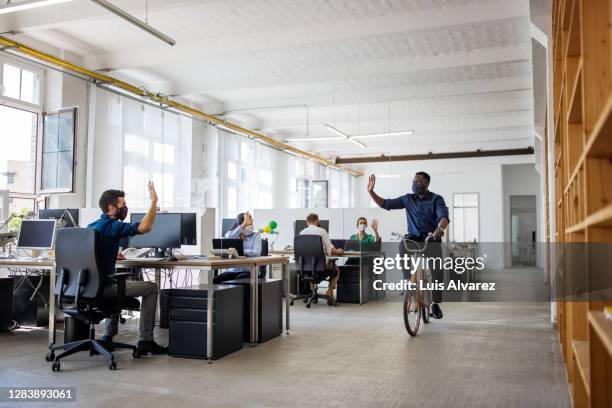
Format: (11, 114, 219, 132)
(164, 45, 532, 96)
(210, 80, 534, 114)
(335, 148, 535, 164)
(82, 0, 529, 70)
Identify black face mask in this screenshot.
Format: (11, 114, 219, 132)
(117, 205, 128, 221)
(412, 182, 425, 195)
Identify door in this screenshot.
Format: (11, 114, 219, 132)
(510, 195, 537, 266)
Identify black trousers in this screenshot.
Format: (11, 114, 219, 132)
(399, 239, 444, 303)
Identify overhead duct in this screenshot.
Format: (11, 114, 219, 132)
(0, 35, 362, 176)
(335, 148, 535, 164)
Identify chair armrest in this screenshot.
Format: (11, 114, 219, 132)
(107, 272, 134, 311)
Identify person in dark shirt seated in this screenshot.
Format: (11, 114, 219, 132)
(87, 181, 167, 355)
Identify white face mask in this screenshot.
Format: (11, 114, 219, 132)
(358, 224, 367, 232)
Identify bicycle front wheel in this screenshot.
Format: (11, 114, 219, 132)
(403, 290, 421, 336)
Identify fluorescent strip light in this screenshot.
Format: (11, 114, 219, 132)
(90, 0, 176, 46)
(286, 137, 345, 142)
(352, 130, 414, 139)
(348, 138, 366, 149)
(325, 124, 366, 149)
(377, 174, 400, 178)
(0, 0, 74, 14)
(325, 124, 350, 138)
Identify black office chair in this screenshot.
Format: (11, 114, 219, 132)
(291, 235, 338, 308)
(45, 228, 140, 372)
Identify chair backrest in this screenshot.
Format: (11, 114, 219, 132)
(55, 228, 105, 301)
(259, 238, 269, 278)
(294, 235, 326, 277)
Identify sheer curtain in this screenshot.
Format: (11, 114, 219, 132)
(219, 129, 277, 218)
(90, 88, 192, 208)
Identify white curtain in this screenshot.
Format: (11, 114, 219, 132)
(91, 88, 192, 208)
(219, 129, 278, 218)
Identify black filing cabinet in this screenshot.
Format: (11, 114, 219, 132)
(338, 256, 385, 303)
(166, 284, 244, 360)
(0, 278, 13, 331)
(224, 278, 282, 343)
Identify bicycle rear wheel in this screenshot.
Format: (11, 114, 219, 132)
(403, 290, 421, 336)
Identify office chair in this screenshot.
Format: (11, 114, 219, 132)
(45, 228, 140, 372)
(291, 235, 339, 308)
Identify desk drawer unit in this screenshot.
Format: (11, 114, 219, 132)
(165, 285, 243, 360)
(223, 278, 282, 343)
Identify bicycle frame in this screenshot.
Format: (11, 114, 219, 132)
(396, 233, 434, 336)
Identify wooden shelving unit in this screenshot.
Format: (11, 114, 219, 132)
(553, 1, 612, 407)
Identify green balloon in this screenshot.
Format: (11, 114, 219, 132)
(269, 220, 278, 230)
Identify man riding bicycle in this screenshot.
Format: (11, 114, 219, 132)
(368, 171, 450, 319)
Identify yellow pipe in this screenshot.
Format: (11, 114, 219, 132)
(0, 35, 363, 176)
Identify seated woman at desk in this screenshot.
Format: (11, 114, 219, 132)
(213, 211, 262, 284)
(349, 217, 381, 243)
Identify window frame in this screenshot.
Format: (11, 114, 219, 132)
(0, 54, 44, 110)
(38, 106, 77, 194)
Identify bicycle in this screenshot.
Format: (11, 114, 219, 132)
(391, 232, 434, 336)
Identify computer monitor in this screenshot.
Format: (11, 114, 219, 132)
(181, 213, 197, 245)
(38, 208, 79, 228)
(294, 219, 329, 235)
(129, 213, 182, 250)
(221, 218, 235, 236)
(344, 240, 381, 252)
(212, 238, 244, 257)
(17, 219, 56, 250)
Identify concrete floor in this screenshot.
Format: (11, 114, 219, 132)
(0, 300, 570, 408)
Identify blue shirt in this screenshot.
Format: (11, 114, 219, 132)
(88, 214, 141, 282)
(382, 191, 450, 239)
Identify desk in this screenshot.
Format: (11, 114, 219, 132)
(270, 249, 384, 305)
(0, 256, 289, 362)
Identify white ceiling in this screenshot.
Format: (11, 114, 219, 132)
(1, 0, 540, 159)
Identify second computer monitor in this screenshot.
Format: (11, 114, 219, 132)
(38, 208, 79, 228)
(294, 219, 329, 235)
(221, 218, 236, 236)
(180, 213, 197, 245)
(129, 213, 182, 249)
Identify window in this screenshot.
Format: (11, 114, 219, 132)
(40, 108, 76, 192)
(0, 105, 38, 220)
(453, 193, 479, 242)
(1, 63, 41, 105)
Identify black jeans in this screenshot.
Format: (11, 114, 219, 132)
(399, 238, 444, 303)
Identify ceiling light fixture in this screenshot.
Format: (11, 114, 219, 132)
(347, 138, 366, 149)
(285, 136, 344, 142)
(90, 0, 176, 46)
(324, 124, 366, 149)
(0, 0, 74, 14)
(352, 130, 414, 139)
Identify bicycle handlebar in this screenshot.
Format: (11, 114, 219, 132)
(391, 232, 435, 253)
